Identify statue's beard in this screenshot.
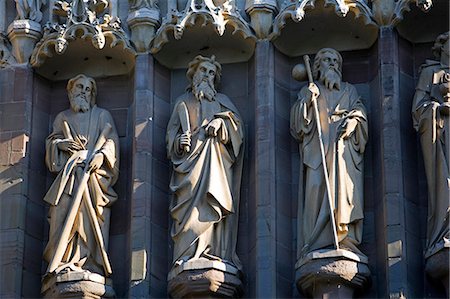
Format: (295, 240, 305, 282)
(70, 95, 90, 113)
(192, 78, 216, 101)
(319, 67, 342, 91)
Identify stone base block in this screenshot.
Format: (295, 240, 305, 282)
(168, 260, 243, 298)
(425, 247, 449, 296)
(41, 271, 115, 299)
(296, 249, 371, 299)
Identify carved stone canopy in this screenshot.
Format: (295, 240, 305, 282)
(151, 0, 256, 69)
(30, 0, 135, 80)
(396, 0, 449, 43)
(271, 0, 378, 57)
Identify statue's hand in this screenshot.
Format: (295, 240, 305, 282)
(305, 82, 320, 104)
(57, 139, 83, 153)
(205, 118, 223, 137)
(439, 102, 450, 116)
(88, 152, 104, 172)
(340, 118, 358, 139)
(178, 133, 191, 152)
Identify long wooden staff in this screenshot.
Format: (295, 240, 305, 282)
(303, 55, 340, 250)
(47, 122, 112, 274)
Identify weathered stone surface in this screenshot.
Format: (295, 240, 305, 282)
(42, 272, 115, 299)
(296, 250, 371, 298)
(168, 262, 243, 298)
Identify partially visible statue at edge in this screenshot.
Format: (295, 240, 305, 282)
(15, 0, 47, 22)
(290, 48, 368, 259)
(412, 32, 450, 258)
(166, 55, 244, 271)
(43, 74, 119, 278)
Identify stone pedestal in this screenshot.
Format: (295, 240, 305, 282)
(41, 271, 115, 299)
(425, 246, 449, 297)
(127, 8, 160, 53)
(7, 20, 42, 64)
(168, 260, 243, 298)
(295, 249, 371, 299)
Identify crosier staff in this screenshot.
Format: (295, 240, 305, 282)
(303, 54, 340, 250)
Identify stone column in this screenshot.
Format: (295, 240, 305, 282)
(252, 40, 277, 298)
(129, 54, 171, 298)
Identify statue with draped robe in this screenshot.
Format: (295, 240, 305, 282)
(290, 48, 368, 259)
(166, 55, 244, 271)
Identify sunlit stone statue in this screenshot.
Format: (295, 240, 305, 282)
(42, 74, 119, 298)
(412, 32, 449, 295)
(291, 48, 370, 298)
(166, 55, 244, 297)
(291, 48, 368, 257)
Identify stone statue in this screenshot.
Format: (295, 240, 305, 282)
(43, 74, 119, 280)
(412, 32, 450, 259)
(166, 55, 244, 271)
(290, 48, 368, 258)
(15, 0, 47, 22)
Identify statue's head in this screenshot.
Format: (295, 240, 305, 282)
(186, 55, 222, 101)
(67, 74, 97, 113)
(432, 32, 449, 61)
(313, 48, 343, 90)
(92, 33, 105, 49)
(55, 37, 67, 54)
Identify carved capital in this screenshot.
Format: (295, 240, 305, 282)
(127, 7, 160, 53)
(7, 20, 42, 64)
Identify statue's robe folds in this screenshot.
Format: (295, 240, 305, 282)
(412, 60, 450, 258)
(290, 82, 368, 258)
(167, 92, 244, 270)
(43, 105, 119, 275)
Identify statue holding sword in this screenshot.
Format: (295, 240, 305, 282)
(166, 55, 244, 271)
(290, 48, 368, 259)
(43, 74, 119, 280)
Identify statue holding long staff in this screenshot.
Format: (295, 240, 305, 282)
(290, 48, 368, 258)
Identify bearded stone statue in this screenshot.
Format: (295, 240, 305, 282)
(166, 55, 244, 272)
(412, 32, 450, 259)
(42, 74, 119, 297)
(290, 48, 368, 258)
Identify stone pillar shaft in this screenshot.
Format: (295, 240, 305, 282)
(252, 40, 277, 298)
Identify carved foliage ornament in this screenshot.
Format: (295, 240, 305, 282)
(31, 0, 134, 67)
(152, 0, 255, 53)
(388, 0, 433, 26)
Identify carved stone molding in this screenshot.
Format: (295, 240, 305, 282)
(151, 0, 255, 54)
(272, 0, 375, 38)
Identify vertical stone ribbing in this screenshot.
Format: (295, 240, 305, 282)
(252, 40, 277, 298)
(129, 54, 155, 298)
(129, 54, 170, 298)
(377, 27, 410, 298)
